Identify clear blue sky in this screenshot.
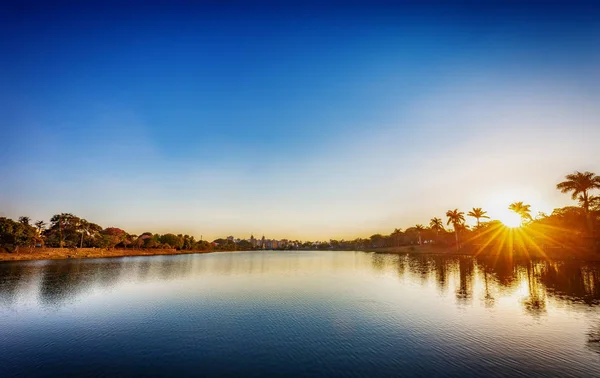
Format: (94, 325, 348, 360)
(2, 1, 599, 240)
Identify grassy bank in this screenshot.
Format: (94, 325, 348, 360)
(0, 247, 215, 262)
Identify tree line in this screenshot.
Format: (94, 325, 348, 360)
(337, 171, 600, 253)
(1, 170, 599, 254)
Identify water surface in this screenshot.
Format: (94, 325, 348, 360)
(1, 251, 600, 377)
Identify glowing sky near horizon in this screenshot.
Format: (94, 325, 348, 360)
(2, 2, 599, 240)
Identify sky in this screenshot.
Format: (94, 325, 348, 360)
(2, 1, 600, 240)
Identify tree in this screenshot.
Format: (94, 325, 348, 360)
(557, 171, 600, 214)
(34, 220, 46, 233)
(369, 234, 385, 248)
(467, 208, 489, 229)
(47, 213, 82, 248)
(391, 228, 403, 247)
(509, 202, 532, 223)
(160, 234, 183, 249)
(18, 216, 31, 226)
(415, 224, 425, 246)
(0, 217, 38, 251)
(100, 227, 127, 249)
(446, 209, 465, 250)
(429, 217, 444, 243)
(77, 219, 91, 248)
(587, 195, 600, 212)
(237, 240, 253, 250)
(429, 217, 444, 234)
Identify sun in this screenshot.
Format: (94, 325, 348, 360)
(500, 211, 522, 228)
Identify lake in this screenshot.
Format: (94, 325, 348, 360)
(1, 251, 600, 377)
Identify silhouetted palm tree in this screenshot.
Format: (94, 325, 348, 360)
(430, 217, 444, 244)
(415, 224, 425, 246)
(558, 171, 600, 235)
(557, 171, 600, 214)
(430, 217, 443, 233)
(446, 209, 465, 250)
(509, 202, 532, 223)
(467, 208, 489, 229)
(391, 228, 403, 247)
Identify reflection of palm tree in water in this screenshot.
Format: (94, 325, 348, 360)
(482, 266, 495, 307)
(456, 258, 474, 303)
(522, 261, 546, 316)
(434, 256, 449, 294)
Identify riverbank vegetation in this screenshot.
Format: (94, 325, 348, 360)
(1, 170, 599, 260)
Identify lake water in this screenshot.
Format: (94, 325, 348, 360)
(1, 251, 600, 377)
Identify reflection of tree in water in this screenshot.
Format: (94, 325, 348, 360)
(488, 257, 519, 289)
(406, 255, 434, 286)
(521, 261, 547, 317)
(455, 257, 474, 304)
(433, 256, 451, 294)
(136, 259, 153, 281)
(0, 263, 39, 305)
(476, 260, 496, 308)
(393, 255, 408, 280)
(38, 260, 123, 307)
(539, 261, 600, 305)
(37, 257, 198, 308)
(371, 254, 387, 272)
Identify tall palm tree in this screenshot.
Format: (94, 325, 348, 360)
(509, 202, 532, 223)
(391, 228, 403, 247)
(557, 171, 600, 214)
(467, 208, 489, 229)
(429, 217, 444, 234)
(430, 217, 444, 244)
(415, 224, 425, 246)
(446, 209, 465, 250)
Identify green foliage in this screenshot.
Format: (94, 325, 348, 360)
(236, 240, 253, 250)
(100, 228, 127, 249)
(160, 234, 183, 249)
(0, 217, 39, 251)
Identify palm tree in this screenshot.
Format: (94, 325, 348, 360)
(391, 228, 403, 247)
(467, 208, 489, 229)
(557, 171, 600, 214)
(430, 217, 444, 234)
(558, 171, 600, 235)
(430, 217, 444, 244)
(509, 202, 532, 223)
(415, 224, 425, 246)
(446, 209, 465, 250)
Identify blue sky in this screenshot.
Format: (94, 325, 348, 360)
(2, 1, 600, 240)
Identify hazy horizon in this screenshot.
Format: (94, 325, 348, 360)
(2, 2, 599, 240)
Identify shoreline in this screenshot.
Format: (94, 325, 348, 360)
(364, 245, 600, 261)
(0, 247, 217, 263)
(2, 245, 599, 263)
